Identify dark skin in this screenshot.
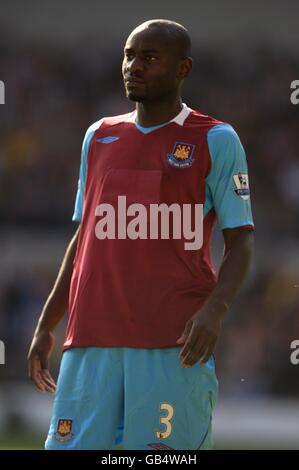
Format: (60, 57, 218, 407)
(27, 24, 254, 393)
(122, 27, 193, 126)
(27, 227, 80, 392)
(177, 228, 254, 367)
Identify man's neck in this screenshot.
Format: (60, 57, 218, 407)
(135, 97, 183, 127)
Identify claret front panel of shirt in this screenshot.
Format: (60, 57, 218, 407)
(64, 107, 253, 349)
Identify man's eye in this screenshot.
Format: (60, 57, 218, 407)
(125, 54, 134, 61)
(145, 56, 157, 61)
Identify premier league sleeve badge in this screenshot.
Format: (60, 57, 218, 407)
(233, 172, 250, 200)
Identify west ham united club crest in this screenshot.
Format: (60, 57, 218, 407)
(167, 142, 195, 168)
(54, 419, 74, 443)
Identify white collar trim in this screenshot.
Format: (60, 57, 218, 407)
(171, 103, 192, 125)
(128, 103, 192, 126)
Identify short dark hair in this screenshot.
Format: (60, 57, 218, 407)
(133, 19, 191, 58)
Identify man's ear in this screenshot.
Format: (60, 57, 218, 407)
(177, 57, 193, 80)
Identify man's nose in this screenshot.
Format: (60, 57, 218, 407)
(127, 56, 144, 73)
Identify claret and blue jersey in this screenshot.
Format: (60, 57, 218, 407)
(65, 103, 254, 350)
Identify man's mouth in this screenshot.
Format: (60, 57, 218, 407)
(125, 77, 146, 85)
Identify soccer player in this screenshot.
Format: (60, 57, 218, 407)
(28, 19, 254, 450)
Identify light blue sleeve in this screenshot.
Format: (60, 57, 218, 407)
(205, 123, 254, 229)
(72, 120, 102, 222)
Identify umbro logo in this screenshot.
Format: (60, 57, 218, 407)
(96, 136, 120, 144)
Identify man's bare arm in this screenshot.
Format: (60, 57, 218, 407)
(177, 228, 254, 367)
(27, 226, 80, 392)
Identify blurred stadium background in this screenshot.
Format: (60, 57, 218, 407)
(0, 0, 299, 450)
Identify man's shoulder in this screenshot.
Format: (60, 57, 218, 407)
(85, 111, 135, 135)
(186, 107, 224, 130)
(206, 122, 243, 150)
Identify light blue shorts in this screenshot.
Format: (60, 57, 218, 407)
(45, 347, 218, 450)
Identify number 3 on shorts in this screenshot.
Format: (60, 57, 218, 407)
(155, 403, 174, 439)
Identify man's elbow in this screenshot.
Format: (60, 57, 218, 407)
(243, 229, 254, 256)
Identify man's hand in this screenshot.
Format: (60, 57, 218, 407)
(27, 330, 56, 393)
(176, 309, 222, 368)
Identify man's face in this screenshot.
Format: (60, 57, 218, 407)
(122, 28, 183, 103)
